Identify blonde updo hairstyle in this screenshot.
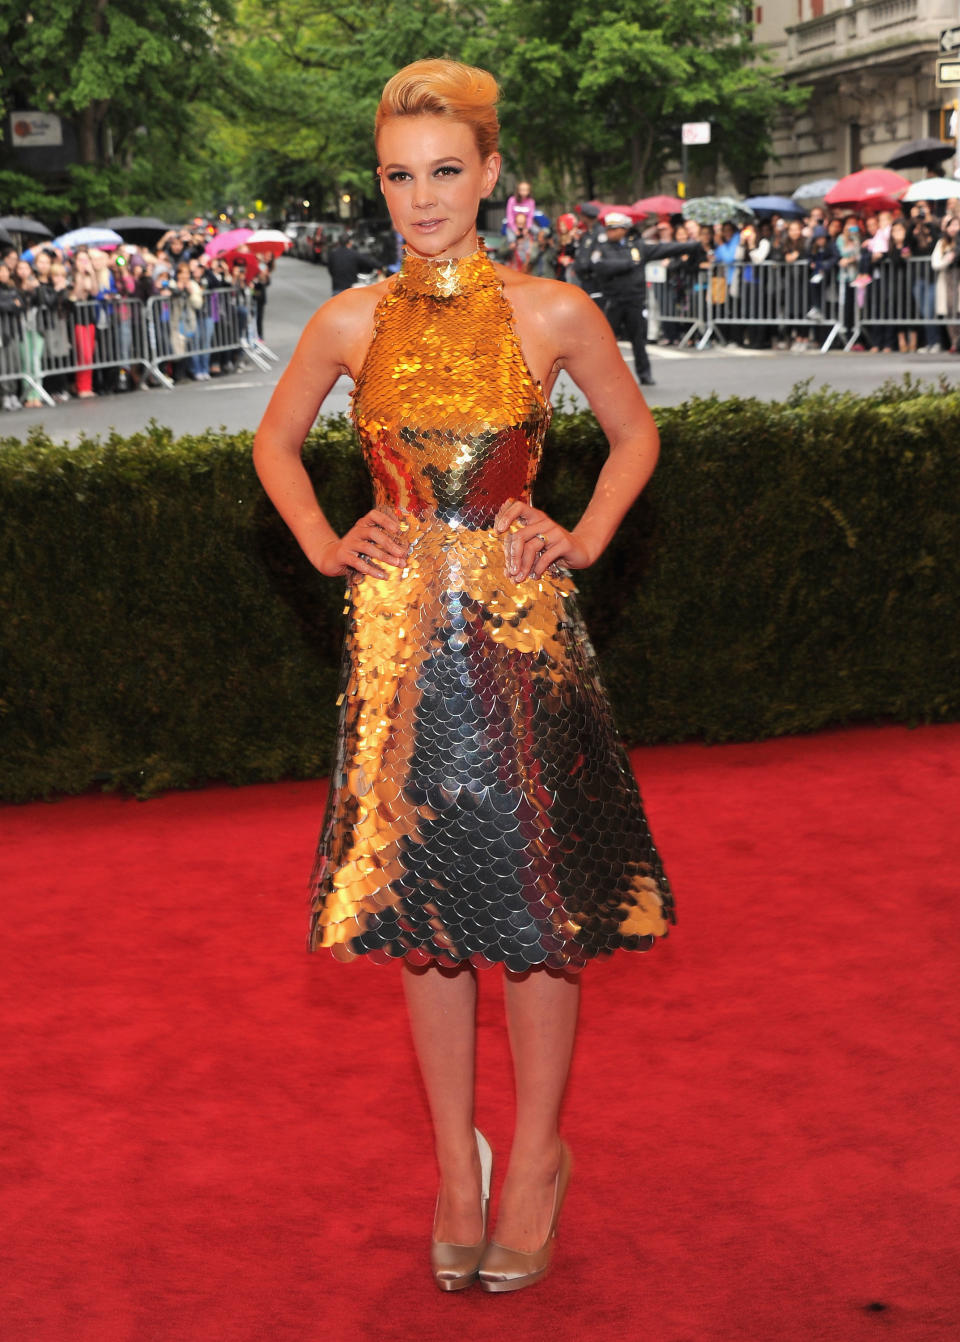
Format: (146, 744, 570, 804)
(376, 58, 500, 161)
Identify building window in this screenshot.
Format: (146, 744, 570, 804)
(756, 4, 762, 22)
(811, 0, 824, 14)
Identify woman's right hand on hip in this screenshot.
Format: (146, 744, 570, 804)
(314, 509, 408, 579)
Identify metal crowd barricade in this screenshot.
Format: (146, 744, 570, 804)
(143, 288, 277, 385)
(1, 288, 279, 407)
(646, 256, 948, 354)
(678, 262, 846, 352)
(2, 297, 154, 406)
(841, 256, 943, 351)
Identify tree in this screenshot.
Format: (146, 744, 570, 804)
(0, 0, 234, 218)
(471, 0, 806, 199)
(209, 0, 486, 217)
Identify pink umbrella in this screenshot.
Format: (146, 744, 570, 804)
(824, 169, 910, 211)
(205, 227, 254, 257)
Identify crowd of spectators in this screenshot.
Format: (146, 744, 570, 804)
(492, 191, 960, 355)
(0, 227, 273, 412)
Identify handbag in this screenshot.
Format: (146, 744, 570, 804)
(710, 274, 727, 305)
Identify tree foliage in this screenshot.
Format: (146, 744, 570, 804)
(0, 0, 803, 221)
(0, 0, 234, 218)
(473, 0, 806, 198)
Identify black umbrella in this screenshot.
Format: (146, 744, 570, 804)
(884, 138, 956, 171)
(0, 227, 14, 248)
(95, 216, 174, 243)
(0, 215, 53, 238)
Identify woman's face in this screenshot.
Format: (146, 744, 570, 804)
(891, 222, 906, 244)
(946, 217, 960, 240)
(377, 113, 501, 261)
(15, 259, 32, 281)
(35, 251, 51, 276)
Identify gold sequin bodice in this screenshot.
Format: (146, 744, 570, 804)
(351, 246, 550, 527)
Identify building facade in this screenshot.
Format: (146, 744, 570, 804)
(754, 0, 960, 192)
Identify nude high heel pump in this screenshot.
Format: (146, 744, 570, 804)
(478, 1140, 572, 1293)
(430, 1127, 494, 1292)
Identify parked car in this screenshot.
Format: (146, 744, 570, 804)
(283, 221, 322, 259)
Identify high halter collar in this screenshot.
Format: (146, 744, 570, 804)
(395, 245, 499, 299)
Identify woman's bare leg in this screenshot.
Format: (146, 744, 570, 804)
(401, 960, 483, 1243)
(492, 965, 581, 1251)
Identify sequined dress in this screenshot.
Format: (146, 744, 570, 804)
(308, 246, 674, 972)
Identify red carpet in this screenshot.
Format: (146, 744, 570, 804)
(2, 724, 958, 1342)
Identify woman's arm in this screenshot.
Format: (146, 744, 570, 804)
(497, 284, 659, 580)
(252, 287, 406, 578)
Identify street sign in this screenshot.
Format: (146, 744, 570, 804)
(936, 57, 960, 86)
(940, 26, 960, 54)
(682, 122, 711, 146)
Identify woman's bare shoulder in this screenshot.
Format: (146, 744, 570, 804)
(297, 279, 394, 376)
(497, 267, 604, 342)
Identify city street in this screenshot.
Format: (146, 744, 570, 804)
(5, 254, 960, 446)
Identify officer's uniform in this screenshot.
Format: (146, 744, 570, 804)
(583, 214, 701, 384)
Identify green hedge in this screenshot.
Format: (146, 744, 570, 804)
(2, 379, 958, 801)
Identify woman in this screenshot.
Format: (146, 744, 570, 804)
(13, 258, 44, 407)
(906, 218, 939, 352)
(252, 256, 271, 339)
(253, 59, 674, 1295)
(931, 215, 960, 353)
(167, 260, 202, 382)
(34, 249, 72, 402)
(712, 218, 741, 341)
(69, 248, 98, 398)
(88, 248, 118, 393)
(886, 218, 917, 354)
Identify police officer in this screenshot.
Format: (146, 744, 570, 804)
(583, 210, 702, 386)
(573, 202, 604, 301)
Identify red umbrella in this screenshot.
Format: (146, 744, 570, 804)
(824, 169, 909, 211)
(223, 249, 260, 282)
(632, 195, 684, 217)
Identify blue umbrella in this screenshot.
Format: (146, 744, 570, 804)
(53, 225, 124, 251)
(744, 195, 806, 219)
